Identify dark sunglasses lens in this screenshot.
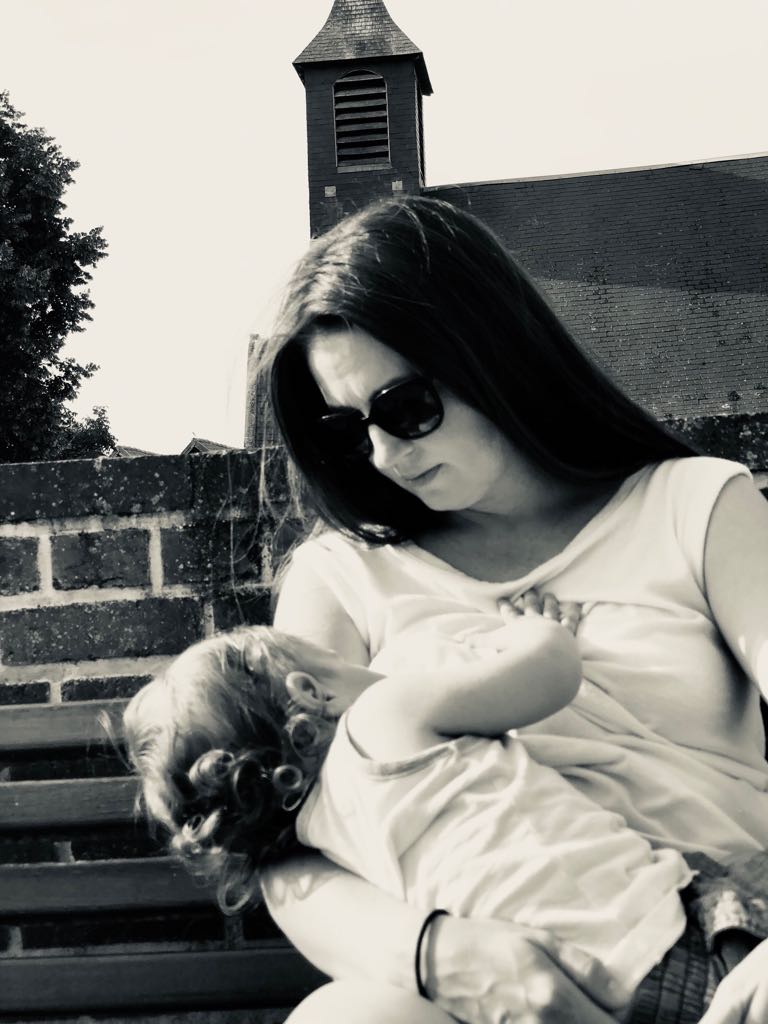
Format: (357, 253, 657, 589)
(318, 412, 370, 457)
(374, 379, 443, 439)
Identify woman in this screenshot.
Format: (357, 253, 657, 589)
(254, 196, 768, 1023)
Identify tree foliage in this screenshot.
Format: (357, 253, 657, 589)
(0, 91, 111, 462)
(48, 405, 116, 460)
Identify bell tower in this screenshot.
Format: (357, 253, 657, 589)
(293, 0, 433, 236)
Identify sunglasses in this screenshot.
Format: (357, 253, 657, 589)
(317, 376, 444, 458)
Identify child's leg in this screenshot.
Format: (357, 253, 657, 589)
(284, 980, 457, 1024)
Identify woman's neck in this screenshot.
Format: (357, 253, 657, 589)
(415, 476, 623, 583)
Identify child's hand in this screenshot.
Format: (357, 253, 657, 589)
(498, 589, 582, 635)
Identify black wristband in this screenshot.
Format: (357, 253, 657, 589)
(415, 908, 449, 999)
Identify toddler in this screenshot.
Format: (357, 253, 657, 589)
(124, 605, 695, 1016)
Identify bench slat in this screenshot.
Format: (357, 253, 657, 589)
(0, 699, 127, 751)
(0, 857, 214, 914)
(0, 947, 327, 1013)
(0, 776, 137, 828)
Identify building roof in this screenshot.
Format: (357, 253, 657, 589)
(428, 154, 768, 419)
(294, 0, 432, 94)
(181, 437, 239, 455)
(109, 445, 157, 458)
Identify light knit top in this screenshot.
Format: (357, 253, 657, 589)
(286, 457, 768, 859)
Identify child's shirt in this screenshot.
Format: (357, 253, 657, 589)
(297, 718, 692, 1009)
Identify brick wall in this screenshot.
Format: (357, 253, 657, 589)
(0, 452, 280, 697)
(0, 451, 295, 1021)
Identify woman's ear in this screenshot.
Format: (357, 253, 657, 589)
(285, 671, 329, 711)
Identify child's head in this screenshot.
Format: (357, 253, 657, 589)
(123, 625, 374, 912)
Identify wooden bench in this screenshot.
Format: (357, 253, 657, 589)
(0, 698, 326, 1020)
(3, 694, 765, 1021)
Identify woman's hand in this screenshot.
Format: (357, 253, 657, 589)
(699, 938, 768, 1024)
(498, 590, 582, 636)
(430, 915, 621, 1024)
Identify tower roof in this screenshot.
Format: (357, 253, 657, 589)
(294, 0, 433, 95)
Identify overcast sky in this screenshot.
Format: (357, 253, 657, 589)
(2, 0, 766, 453)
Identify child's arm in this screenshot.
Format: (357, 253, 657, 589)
(348, 611, 581, 761)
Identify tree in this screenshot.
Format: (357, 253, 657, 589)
(48, 405, 116, 460)
(0, 91, 109, 462)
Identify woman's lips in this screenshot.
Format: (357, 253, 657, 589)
(402, 465, 441, 486)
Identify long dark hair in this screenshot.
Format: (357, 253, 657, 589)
(255, 195, 695, 544)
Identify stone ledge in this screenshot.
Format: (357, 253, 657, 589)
(664, 412, 768, 470)
(0, 452, 269, 525)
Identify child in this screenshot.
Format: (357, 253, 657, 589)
(124, 607, 697, 1018)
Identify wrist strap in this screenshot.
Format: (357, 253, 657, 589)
(415, 908, 449, 999)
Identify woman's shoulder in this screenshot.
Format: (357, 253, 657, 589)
(628, 457, 752, 572)
(636, 455, 751, 509)
(291, 528, 391, 564)
(286, 528, 413, 588)
(577, 457, 750, 548)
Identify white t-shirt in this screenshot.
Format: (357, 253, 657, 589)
(297, 716, 692, 1009)
(286, 457, 768, 858)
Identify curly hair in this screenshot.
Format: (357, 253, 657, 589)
(122, 626, 336, 913)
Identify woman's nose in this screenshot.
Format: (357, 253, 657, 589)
(368, 424, 413, 472)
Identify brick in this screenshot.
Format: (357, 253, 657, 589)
(52, 529, 150, 589)
(161, 520, 262, 587)
(268, 516, 305, 564)
(0, 537, 39, 594)
(210, 590, 272, 632)
(0, 455, 192, 524)
(188, 450, 263, 515)
(0, 598, 202, 665)
(62, 675, 151, 701)
(0, 681, 50, 705)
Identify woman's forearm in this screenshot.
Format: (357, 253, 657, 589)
(261, 852, 424, 987)
(263, 854, 620, 1024)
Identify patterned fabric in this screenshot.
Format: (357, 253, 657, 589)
(627, 851, 768, 1023)
(684, 851, 768, 948)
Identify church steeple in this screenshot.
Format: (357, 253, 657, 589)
(294, 0, 432, 236)
(294, 0, 432, 95)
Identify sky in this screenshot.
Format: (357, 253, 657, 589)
(1, 0, 767, 454)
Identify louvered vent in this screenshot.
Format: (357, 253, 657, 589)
(334, 71, 390, 167)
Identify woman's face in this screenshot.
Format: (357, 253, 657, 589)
(306, 325, 527, 515)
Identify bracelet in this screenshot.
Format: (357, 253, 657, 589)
(415, 908, 449, 999)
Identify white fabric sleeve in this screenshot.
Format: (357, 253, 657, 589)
(666, 456, 752, 595)
(283, 534, 372, 648)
